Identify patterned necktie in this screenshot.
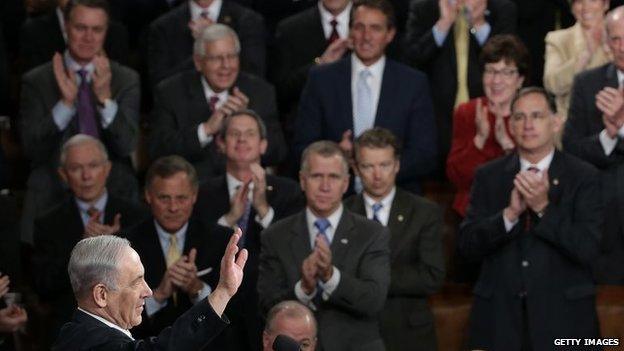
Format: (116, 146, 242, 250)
(372, 203, 383, 224)
(87, 207, 101, 223)
(76, 69, 99, 138)
(209, 95, 219, 113)
(236, 201, 251, 247)
(328, 19, 339, 44)
(453, 8, 470, 108)
(354, 69, 373, 137)
(313, 218, 331, 305)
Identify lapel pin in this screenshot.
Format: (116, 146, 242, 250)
(552, 179, 559, 186)
(340, 238, 348, 245)
(397, 215, 404, 222)
(267, 185, 273, 191)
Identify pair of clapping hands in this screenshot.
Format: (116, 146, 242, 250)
(153, 249, 205, 302)
(300, 236, 334, 296)
(0, 274, 27, 333)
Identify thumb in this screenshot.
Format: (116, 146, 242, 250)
(188, 248, 197, 264)
(113, 213, 122, 227)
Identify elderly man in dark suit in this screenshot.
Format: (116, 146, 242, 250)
(19, 0, 140, 244)
(148, 24, 286, 181)
(52, 230, 247, 349)
(459, 87, 602, 350)
(33, 135, 145, 347)
(125, 155, 232, 339)
(293, 0, 437, 194)
(404, 0, 517, 166)
(147, 0, 265, 87)
(563, 6, 624, 284)
(258, 141, 390, 351)
(344, 128, 445, 351)
(193, 110, 304, 351)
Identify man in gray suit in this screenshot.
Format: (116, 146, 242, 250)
(258, 140, 390, 351)
(344, 128, 445, 351)
(19, 0, 139, 244)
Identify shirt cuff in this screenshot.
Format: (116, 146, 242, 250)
(144, 296, 168, 317)
(503, 214, 518, 233)
(599, 129, 618, 156)
(617, 124, 624, 138)
(52, 100, 76, 131)
(472, 22, 491, 46)
(294, 280, 316, 307)
(319, 266, 341, 300)
(217, 215, 230, 227)
(98, 99, 118, 129)
(255, 207, 274, 229)
(431, 25, 448, 47)
(191, 282, 212, 304)
(197, 124, 214, 148)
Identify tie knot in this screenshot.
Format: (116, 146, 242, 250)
(372, 202, 383, 213)
(314, 218, 331, 234)
(527, 166, 540, 173)
(77, 69, 88, 80)
(210, 95, 219, 104)
(330, 19, 338, 27)
(87, 207, 99, 217)
(359, 69, 371, 80)
(200, 10, 209, 19)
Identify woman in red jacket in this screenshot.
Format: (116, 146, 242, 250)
(447, 34, 529, 217)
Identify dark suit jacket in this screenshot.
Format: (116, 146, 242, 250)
(52, 302, 227, 350)
(33, 195, 146, 338)
(147, 1, 266, 87)
(125, 217, 231, 338)
(192, 174, 304, 350)
(18, 9, 130, 72)
(148, 70, 286, 180)
(344, 188, 445, 351)
(0, 25, 8, 115)
(258, 209, 391, 351)
(293, 57, 437, 193)
(458, 151, 602, 350)
(404, 0, 517, 159)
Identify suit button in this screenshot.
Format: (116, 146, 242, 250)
(521, 260, 529, 268)
(518, 290, 527, 298)
(197, 315, 205, 322)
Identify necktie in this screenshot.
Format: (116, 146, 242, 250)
(166, 235, 181, 305)
(76, 70, 99, 138)
(354, 69, 373, 137)
(313, 218, 331, 305)
(200, 10, 209, 20)
(328, 19, 339, 44)
(372, 203, 383, 224)
(524, 166, 540, 231)
(236, 200, 251, 247)
(87, 207, 101, 223)
(209, 95, 219, 113)
(453, 8, 470, 108)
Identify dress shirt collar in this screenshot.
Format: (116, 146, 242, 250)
(77, 307, 134, 340)
(317, 1, 352, 40)
(362, 187, 395, 226)
(189, 0, 222, 22)
(225, 172, 254, 200)
(351, 52, 385, 74)
(200, 76, 229, 109)
(75, 191, 108, 224)
(56, 6, 67, 42)
(519, 150, 555, 173)
(305, 205, 343, 247)
(64, 51, 95, 82)
(617, 69, 624, 88)
(154, 219, 189, 255)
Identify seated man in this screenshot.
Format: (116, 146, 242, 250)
(125, 155, 232, 338)
(344, 127, 445, 351)
(262, 301, 317, 351)
(52, 230, 247, 349)
(148, 24, 286, 181)
(19, 0, 140, 244)
(194, 110, 304, 350)
(33, 134, 146, 345)
(258, 141, 390, 351)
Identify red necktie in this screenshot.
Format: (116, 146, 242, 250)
(209, 95, 219, 113)
(327, 19, 339, 44)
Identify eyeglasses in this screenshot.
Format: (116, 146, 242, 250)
(483, 67, 519, 78)
(204, 52, 239, 64)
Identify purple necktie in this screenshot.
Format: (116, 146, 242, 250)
(236, 187, 252, 247)
(77, 69, 99, 138)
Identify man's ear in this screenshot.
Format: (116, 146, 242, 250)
(92, 283, 108, 308)
(58, 167, 68, 184)
(216, 134, 226, 154)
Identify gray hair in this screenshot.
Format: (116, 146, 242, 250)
(300, 141, 349, 175)
(220, 109, 268, 140)
(265, 300, 317, 336)
(68, 235, 130, 300)
(60, 134, 109, 166)
(193, 23, 241, 57)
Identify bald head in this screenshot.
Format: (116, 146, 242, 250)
(606, 6, 624, 70)
(263, 301, 317, 351)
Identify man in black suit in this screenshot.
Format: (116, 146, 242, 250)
(193, 110, 303, 351)
(33, 135, 146, 346)
(344, 128, 445, 351)
(147, 0, 265, 87)
(125, 155, 232, 339)
(271, 0, 351, 142)
(563, 6, 624, 284)
(459, 87, 602, 350)
(404, 0, 517, 166)
(52, 228, 248, 349)
(19, 0, 130, 72)
(148, 24, 286, 181)
(294, 0, 437, 194)
(258, 141, 390, 351)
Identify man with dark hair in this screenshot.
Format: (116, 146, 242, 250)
(459, 87, 602, 350)
(19, 0, 130, 72)
(294, 0, 437, 194)
(344, 127, 445, 351)
(33, 134, 145, 347)
(258, 140, 390, 351)
(194, 109, 303, 351)
(125, 155, 232, 339)
(19, 0, 140, 244)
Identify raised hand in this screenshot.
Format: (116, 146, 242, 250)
(224, 180, 250, 226)
(437, 0, 459, 33)
(473, 98, 490, 150)
(208, 229, 248, 317)
(314, 236, 333, 282)
(301, 252, 319, 295)
(0, 275, 9, 298)
(188, 17, 214, 39)
(250, 163, 269, 218)
(596, 87, 624, 137)
(318, 38, 350, 65)
(494, 114, 514, 152)
(92, 54, 112, 104)
(84, 213, 121, 237)
(53, 52, 78, 107)
(0, 305, 27, 333)
(514, 170, 549, 213)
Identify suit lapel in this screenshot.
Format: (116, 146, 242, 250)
(311, 7, 328, 51)
(68, 199, 86, 241)
(331, 211, 354, 269)
(290, 212, 312, 266)
(387, 190, 411, 259)
(339, 59, 354, 132)
(144, 220, 168, 287)
(606, 64, 619, 89)
(188, 73, 212, 124)
(546, 151, 565, 207)
(218, 1, 235, 27)
(375, 61, 393, 126)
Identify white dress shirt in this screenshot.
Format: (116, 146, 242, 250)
(216, 172, 275, 228)
(75, 191, 108, 227)
(351, 53, 385, 136)
(598, 69, 624, 155)
(78, 307, 134, 340)
(363, 187, 396, 226)
(317, 1, 351, 40)
(196, 77, 230, 147)
(189, 0, 222, 22)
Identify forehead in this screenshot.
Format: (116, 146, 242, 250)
(226, 114, 260, 132)
(117, 247, 143, 282)
(307, 153, 345, 173)
(484, 59, 517, 68)
(204, 36, 237, 54)
(607, 14, 624, 35)
(65, 142, 105, 162)
(272, 315, 315, 336)
(512, 93, 550, 114)
(352, 6, 388, 25)
(149, 172, 195, 194)
(68, 5, 108, 25)
(357, 145, 395, 161)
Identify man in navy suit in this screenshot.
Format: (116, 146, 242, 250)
(293, 0, 437, 193)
